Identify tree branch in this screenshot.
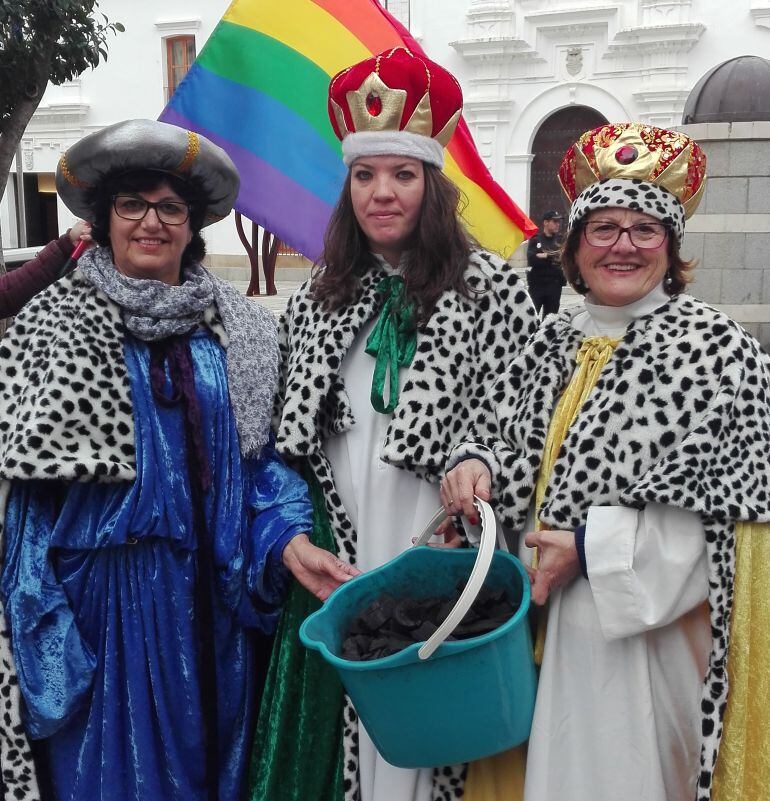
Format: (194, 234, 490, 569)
(0, 20, 56, 203)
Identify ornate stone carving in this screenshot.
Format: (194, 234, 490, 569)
(22, 141, 34, 170)
(565, 47, 583, 77)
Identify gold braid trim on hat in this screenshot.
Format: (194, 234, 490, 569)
(58, 154, 93, 189)
(383, 47, 432, 98)
(175, 131, 200, 173)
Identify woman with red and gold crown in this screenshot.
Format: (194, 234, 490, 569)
(442, 123, 770, 801)
(248, 48, 537, 801)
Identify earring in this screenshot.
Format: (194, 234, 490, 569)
(664, 270, 673, 287)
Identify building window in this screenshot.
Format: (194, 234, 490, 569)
(165, 35, 196, 101)
(380, 0, 410, 28)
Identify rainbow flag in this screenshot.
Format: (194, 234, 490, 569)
(160, 0, 537, 261)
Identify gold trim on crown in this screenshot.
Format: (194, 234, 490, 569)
(330, 99, 350, 139)
(434, 109, 462, 147)
(175, 131, 200, 173)
(402, 90, 433, 138)
(594, 128, 662, 183)
(346, 72, 407, 133)
(564, 123, 707, 218)
(58, 154, 93, 189)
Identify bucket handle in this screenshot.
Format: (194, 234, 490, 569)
(412, 497, 503, 661)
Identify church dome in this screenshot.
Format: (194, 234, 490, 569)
(682, 55, 770, 124)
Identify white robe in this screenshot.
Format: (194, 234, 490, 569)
(522, 284, 712, 801)
(324, 261, 438, 801)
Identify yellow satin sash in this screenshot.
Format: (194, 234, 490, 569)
(534, 336, 621, 518)
(464, 336, 619, 801)
(712, 521, 770, 800)
(531, 336, 620, 662)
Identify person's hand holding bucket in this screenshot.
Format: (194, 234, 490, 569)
(440, 458, 492, 525)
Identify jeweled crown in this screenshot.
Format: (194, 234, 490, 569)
(558, 123, 707, 218)
(328, 47, 463, 146)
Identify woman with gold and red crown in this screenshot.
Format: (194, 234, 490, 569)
(248, 48, 537, 801)
(442, 123, 770, 801)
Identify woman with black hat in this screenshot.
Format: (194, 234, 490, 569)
(442, 123, 770, 801)
(0, 119, 345, 801)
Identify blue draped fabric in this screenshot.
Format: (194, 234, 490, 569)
(0, 330, 312, 801)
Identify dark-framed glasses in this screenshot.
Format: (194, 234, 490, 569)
(112, 195, 190, 226)
(584, 221, 669, 249)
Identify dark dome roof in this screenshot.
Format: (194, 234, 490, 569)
(682, 56, 770, 124)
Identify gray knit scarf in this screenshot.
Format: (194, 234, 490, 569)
(78, 245, 278, 458)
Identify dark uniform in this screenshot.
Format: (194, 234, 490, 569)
(526, 229, 564, 317)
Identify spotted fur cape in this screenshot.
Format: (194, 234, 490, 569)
(274, 250, 538, 801)
(448, 293, 770, 801)
(0, 268, 278, 801)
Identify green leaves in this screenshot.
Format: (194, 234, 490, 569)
(0, 0, 125, 134)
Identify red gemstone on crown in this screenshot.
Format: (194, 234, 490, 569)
(615, 144, 639, 165)
(366, 91, 382, 116)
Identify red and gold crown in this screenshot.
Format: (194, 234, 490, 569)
(559, 123, 707, 219)
(328, 47, 463, 168)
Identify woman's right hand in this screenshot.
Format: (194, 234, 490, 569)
(282, 534, 361, 601)
(440, 458, 492, 524)
(68, 220, 94, 248)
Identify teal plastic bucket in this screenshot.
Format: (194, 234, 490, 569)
(300, 501, 536, 769)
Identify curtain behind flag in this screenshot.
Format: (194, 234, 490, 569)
(159, 0, 537, 261)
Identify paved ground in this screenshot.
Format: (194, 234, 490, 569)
(231, 280, 305, 316)
(232, 277, 583, 318)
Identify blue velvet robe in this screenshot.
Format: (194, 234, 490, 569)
(0, 330, 312, 801)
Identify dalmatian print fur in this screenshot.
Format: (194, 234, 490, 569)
(568, 177, 686, 243)
(0, 272, 138, 798)
(0, 270, 136, 484)
(449, 294, 770, 800)
(0, 270, 270, 799)
(276, 250, 536, 801)
(0, 590, 40, 801)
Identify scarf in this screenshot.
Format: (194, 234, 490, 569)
(79, 246, 278, 458)
(364, 275, 417, 414)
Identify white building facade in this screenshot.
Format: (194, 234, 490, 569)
(5, 1, 770, 314)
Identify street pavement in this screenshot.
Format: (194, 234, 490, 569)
(232, 277, 583, 318)
(231, 280, 305, 317)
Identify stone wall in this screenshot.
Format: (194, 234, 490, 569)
(679, 122, 770, 350)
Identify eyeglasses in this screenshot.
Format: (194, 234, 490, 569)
(112, 195, 190, 225)
(583, 221, 669, 249)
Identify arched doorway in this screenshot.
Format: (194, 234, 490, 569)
(529, 106, 608, 225)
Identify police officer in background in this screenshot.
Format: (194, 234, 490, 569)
(526, 210, 564, 317)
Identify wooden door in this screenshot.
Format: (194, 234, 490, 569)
(529, 106, 607, 225)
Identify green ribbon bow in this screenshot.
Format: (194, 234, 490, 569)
(365, 275, 417, 414)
